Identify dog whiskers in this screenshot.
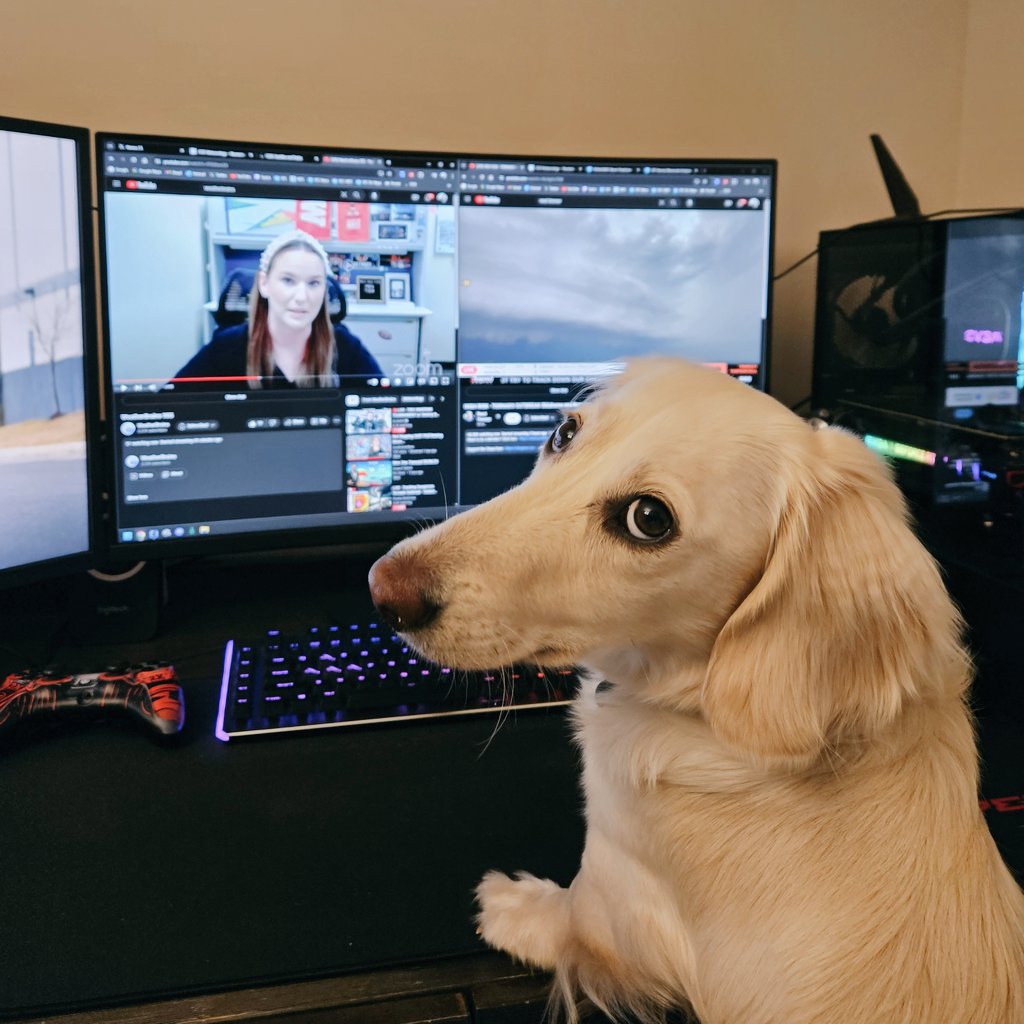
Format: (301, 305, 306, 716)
(439, 472, 452, 522)
(819, 738, 848, 779)
(408, 514, 436, 536)
(476, 627, 540, 757)
(635, 640, 654, 689)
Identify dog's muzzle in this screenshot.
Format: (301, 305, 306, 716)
(368, 553, 441, 633)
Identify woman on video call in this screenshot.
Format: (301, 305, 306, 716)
(174, 229, 383, 387)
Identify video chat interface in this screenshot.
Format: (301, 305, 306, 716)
(98, 135, 775, 549)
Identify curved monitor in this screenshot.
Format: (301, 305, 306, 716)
(96, 131, 776, 557)
(0, 115, 99, 589)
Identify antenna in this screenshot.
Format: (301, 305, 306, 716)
(869, 134, 922, 219)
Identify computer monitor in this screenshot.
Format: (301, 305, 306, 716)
(0, 115, 98, 588)
(96, 131, 775, 557)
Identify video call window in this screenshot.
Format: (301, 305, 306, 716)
(103, 192, 458, 391)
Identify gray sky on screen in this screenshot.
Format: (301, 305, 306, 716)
(457, 206, 768, 363)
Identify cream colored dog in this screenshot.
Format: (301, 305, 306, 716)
(368, 357, 1024, 1024)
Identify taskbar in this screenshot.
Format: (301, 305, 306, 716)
(115, 503, 457, 547)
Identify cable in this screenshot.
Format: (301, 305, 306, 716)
(773, 248, 818, 282)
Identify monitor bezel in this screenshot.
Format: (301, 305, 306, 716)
(0, 114, 102, 591)
(95, 128, 777, 561)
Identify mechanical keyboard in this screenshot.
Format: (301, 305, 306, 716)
(215, 622, 577, 739)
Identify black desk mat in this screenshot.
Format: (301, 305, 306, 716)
(978, 713, 1024, 882)
(0, 677, 583, 1017)
(1, 543, 1020, 1018)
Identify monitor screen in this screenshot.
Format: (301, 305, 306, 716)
(96, 132, 775, 556)
(0, 115, 97, 587)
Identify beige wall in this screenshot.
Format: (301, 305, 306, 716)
(4, 0, 1007, 405)
(957, 1, 1024, 210)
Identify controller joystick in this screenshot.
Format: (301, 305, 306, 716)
(0, 663, 185, 739)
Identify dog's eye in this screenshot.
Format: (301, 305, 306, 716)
(548, 414, 580, 453)
(622, 496, 674, 543)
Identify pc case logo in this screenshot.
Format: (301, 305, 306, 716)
(963, 329, 1004, 345)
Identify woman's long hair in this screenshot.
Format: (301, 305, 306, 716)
(246, 239, 336, 387)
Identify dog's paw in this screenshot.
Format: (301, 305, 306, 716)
(475, 870, 571, 969)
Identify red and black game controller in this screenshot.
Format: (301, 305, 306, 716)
(0, 663, 185, 739)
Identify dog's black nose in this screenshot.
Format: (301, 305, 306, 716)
(368, 554, 440, 632)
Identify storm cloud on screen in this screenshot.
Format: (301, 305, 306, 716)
(457, 206, 768, 365)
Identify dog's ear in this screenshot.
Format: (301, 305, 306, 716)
(702, 426, 967, 771)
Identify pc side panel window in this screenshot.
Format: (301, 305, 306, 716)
(942, 218, 1024, 413)
(0, 128, 89, 571)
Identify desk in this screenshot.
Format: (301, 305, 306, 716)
(5, 520, 1019, 1023)
(913, 510, 1024, 720)
(0, 551, 586, 1021)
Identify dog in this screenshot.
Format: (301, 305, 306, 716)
(368, 357, 1024, 1024)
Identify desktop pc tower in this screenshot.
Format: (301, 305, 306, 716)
(811, 212, 1024, 557)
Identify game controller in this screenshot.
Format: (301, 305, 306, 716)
(0, 663, 185, 739)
